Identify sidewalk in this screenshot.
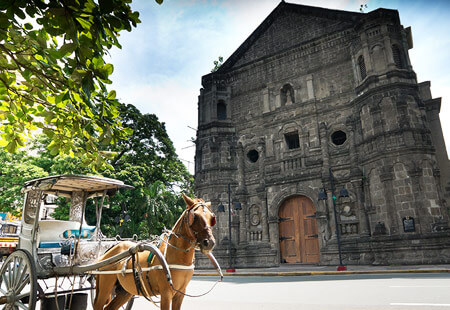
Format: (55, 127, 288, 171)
(194, 264, 450, 277)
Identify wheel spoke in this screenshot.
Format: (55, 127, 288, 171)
(13, 258, 24, 290)
(15, 276, 29, 295)
(4, 262, 12, 289)
(15, 292, 30, 302)
(11, 256, 19, 289)
(14, 299, 29, 310)
(14, 265, 28, 292)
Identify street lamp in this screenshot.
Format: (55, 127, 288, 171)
(318, 167, 348, 271)
(218, 183, 241, 272)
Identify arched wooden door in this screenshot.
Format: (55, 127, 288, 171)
(279, 196, 320, 263)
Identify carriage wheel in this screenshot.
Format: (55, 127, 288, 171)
(89, 276, 134, 310)
(0, 250, 37, 310)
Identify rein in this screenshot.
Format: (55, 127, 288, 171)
(140, 202, 222, 301)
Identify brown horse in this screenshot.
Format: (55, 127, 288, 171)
(93, 193, 216, 310)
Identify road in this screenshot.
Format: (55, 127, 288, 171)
(126, 273, 450, 310)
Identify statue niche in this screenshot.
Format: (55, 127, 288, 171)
(281, 84, 294, 106)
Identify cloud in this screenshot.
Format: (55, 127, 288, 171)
(107, 0, 450, 175)
(114, 76, 198, 171)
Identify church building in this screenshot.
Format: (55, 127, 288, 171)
(194, 2, 450, 267)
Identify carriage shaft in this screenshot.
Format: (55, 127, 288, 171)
(51, 243, 173, 287)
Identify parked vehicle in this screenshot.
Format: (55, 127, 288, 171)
(0, 175, 170, 310)
(0, 215, 20, 258)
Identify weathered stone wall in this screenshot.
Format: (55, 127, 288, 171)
(194, 3, 450, 268)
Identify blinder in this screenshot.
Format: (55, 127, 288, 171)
(186, 202, 216, 229)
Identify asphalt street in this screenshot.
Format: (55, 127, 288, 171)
(124, 273, 450, 310)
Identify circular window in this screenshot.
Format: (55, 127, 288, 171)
(331, 130, 347, 145)
(247, 150, 259, 163)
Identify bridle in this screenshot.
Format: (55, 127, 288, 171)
(159, 201, 215, 254)
(182, 201, 215, 241)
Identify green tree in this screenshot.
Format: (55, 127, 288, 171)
(109, 103, 191, 187)
(0, 149, 47, 215)
(0, 0, 162, 170)
(143, 181, 183, 237)
(100, 103, 192, 238)
(16, 103, 193, 238)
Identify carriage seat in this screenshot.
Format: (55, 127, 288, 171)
(38, 220, 96, 248)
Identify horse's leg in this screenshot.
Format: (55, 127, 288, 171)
(105, 289, 133, 310)
(94, 274, 117, 310)
(160, 290, 173, 310)
(171, 291, 186, 310)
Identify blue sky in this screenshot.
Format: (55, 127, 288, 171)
(107, 0, 450, 173)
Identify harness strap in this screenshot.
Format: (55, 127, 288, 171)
(136, 255, 159, 307)
(87, 264, 195, 275)
(144, 260, 159, 305)
(131, 252, 158, 305)
(131, 253, 142, 294)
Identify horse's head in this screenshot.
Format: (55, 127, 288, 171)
(182, 193, 216, 254)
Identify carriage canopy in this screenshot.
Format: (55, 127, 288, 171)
(23, 174, 134, 197)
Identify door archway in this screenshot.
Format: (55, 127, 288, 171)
(279, 195, 320, 263)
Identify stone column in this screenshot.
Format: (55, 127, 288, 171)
(267, 215, 279, 250)
(351, 178, 370, 236)
(319, 122, 336, 239)
(263, 87, 270, 113)
(347, 117, 370, 236)
(211, 85, 217, 121)
(258, 192, 269, 243)
(370, 104, 384, 137)
(362, 41, 373, 74)
(257, 139, 266, 189)
(379, 166, 399, 235)
(319, 122, 330, 172)
(408, 165, 428, 233)
(382, 25, 396, 69)
(236, 143, 246, 193)
(237, 201, 247, 246)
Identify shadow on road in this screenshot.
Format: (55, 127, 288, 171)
(193, 273, 450, 284)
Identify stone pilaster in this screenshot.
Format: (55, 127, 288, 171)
(380, 166, 399, 235)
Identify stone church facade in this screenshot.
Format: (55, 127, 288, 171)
(194, 2, 450, 267)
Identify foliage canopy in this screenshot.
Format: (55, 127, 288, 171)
(0, 0, 161, 169)
(0, 104, 192, 238)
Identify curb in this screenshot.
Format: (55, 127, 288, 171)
(194, 269, 450, 277)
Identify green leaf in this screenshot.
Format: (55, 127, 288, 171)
(104, 64, 114, 75)
(6, 140, 17, 153)
(107, 90, 116, 100)
(59, 43, 77, 56)
(75, 17, 92, 29)
(82, 75, 95, 99)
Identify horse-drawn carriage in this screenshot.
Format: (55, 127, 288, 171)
(0, 175, 221, 310)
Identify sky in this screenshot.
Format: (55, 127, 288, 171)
(107, 0, 450, 174)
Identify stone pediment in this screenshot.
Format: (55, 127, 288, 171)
(219, 2, 361, 71)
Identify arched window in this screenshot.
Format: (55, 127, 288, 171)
(358, 55, 366, 80)
(217, 100, 227, 120)
(392, 44, 405, 69)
